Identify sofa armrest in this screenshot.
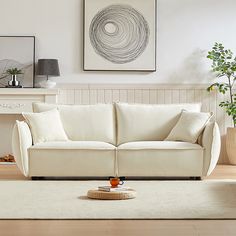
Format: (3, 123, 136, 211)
(202, 122, 221, 176)
(12, 120, 33, 177)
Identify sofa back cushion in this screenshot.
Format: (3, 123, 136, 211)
(33, 103, 116, 144)
(116, 103, 201, 145)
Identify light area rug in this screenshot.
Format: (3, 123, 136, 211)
(1, 180, 236, 219)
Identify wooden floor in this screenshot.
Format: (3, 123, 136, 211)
(0, 164, 236, 236)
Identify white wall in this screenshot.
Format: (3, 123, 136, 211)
(1, 0, 236, 85)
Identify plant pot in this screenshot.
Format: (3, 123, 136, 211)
(226, 127, 236, 165)
(8, 75, 20, 86)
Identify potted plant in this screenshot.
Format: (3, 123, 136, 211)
(207, 42, 236, 164)
(5, 67, 23, 87)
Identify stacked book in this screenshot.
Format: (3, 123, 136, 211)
(98, 186, 131, 192)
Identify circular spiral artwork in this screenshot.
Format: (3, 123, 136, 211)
(89, 5, 150, 64)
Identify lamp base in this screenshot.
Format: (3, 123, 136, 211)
(39, 80, 56, 89)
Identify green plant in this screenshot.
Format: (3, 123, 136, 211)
(5, 67, 23, 76)
(207, 43, 236, 127)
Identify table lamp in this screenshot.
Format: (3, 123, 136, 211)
(37, 59, 60, 88)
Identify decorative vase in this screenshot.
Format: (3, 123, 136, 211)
(226, 127, 236, 165)
(7, 75, 22, 87)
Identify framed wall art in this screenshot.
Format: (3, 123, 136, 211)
(0, 36, 35, 88)
(83, 0, 156, 71)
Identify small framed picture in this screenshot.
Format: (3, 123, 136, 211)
(0, 36, 35, 88)
(83, 0, 156, 71)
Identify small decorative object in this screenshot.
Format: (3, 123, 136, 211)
(5, 67, 23, 88)
(37, 59, 60, 88)
(109, 177, 124, 187)
(87, 175, 135, 200)
(0, 154, 15, 163)
(0, 36, 35, 87)
(98, 186, 130, 192)
(87, 188, 136, 200)
(83, 0, 156, 71)
(207, 42, 236, 164)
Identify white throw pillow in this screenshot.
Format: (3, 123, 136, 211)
(165, 110, 212, 143)
(23, 109, 68, 144)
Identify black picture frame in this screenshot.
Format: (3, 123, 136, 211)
(0, 36, 35, 88)
(83, 0, 157, 72)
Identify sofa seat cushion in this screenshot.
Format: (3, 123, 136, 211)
(117, 141, 204, 177)
(118, 141, 202, 150)
(116, 103, 201, 145)
(28, 141, 116, 177)
(33, 103, 116, 145)
(30, 141, 116, 150)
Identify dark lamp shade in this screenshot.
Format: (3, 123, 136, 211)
(37, 59, 60, 76)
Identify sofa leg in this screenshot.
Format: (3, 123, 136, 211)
(190, 177, 202, 181)
(195, 177, 202, 181)
(31, 177, 45, 180)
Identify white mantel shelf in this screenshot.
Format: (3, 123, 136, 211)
(0, 88, 59, 114)
(0, 88, 58, 95)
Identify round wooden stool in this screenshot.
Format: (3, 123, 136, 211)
(87, 189, 136, 200)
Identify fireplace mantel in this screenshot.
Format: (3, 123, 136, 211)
(0, 88, 58, 114)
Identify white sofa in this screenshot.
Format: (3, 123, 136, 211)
(12, 103, 221, 179)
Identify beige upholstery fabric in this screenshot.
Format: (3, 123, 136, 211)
(12, 103, 221, 178)
(118, 141, 202, 150)
(116, 103, 201, 145)
(33, 103, 58, 112)
(28, 141, 116, 177)
(33, 103, 116, 145)
(202, 122, 221, 176)
(29, 141, 116, 149)
(117, 141, 203, 177)
(166, 111, 212, 143)
(12, 121, 32, 177)
(23, 109, 68, 144)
